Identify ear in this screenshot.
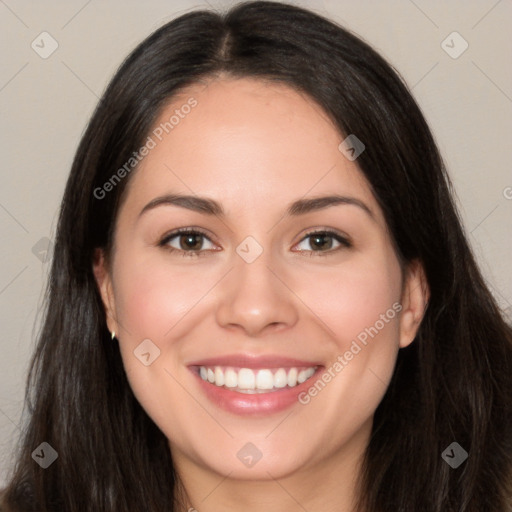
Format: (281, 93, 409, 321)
(398, 259, 430, 348)
(92, 248, 118, 335)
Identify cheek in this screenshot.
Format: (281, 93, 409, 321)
(292, 253, 403, 442)
(298, 251, 402, 347)
(295, 248, 403, 414)
(110, 253, 207, 436)
(112, 252, 216, 340)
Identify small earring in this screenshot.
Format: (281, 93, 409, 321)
(111, 331, 116, 340)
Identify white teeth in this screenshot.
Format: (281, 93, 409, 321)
(214, 366, 224, 386)
(198, 365, 317, 392)
(297, 370, 307, 384)
(287, 367, 298, 387)
(238, 368, 256, 390)
(256, 369, 274, 389)
(224, 368, 238, 388)
(274, 368, 288, 388)
(297, 367, 315, 383)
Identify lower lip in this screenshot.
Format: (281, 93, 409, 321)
(191, 368, 323, 416)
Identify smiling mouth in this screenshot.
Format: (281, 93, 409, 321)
(195, 365, 318, 394)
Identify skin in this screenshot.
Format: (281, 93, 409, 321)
(94, 76, 429, 512)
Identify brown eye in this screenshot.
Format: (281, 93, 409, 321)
(295, 230, 351, 255)
(177, 232, 204, 250)
(159, 228, 216, 257)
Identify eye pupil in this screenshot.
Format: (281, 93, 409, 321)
(311, 233, 332, 251)
(181, 233, 202, 250)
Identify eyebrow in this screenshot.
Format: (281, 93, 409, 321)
(138, 193, 374, 220)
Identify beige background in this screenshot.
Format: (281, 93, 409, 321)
(0, 0, 511, 483)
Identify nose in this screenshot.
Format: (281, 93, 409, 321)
(215, 250, 299, 337)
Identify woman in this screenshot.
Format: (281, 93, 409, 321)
(2, 1, 511, 511)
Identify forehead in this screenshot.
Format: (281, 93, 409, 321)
(121, 77, 381, 223)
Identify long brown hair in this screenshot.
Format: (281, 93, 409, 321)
(3, 2, 512, 510)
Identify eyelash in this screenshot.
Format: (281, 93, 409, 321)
(158, 227, 352, 258)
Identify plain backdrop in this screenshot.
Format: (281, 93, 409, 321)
(0, 0, 511, 484)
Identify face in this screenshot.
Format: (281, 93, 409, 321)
(94, 76, 427, 483)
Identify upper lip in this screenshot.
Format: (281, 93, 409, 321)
(187, 354, 322, 369)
